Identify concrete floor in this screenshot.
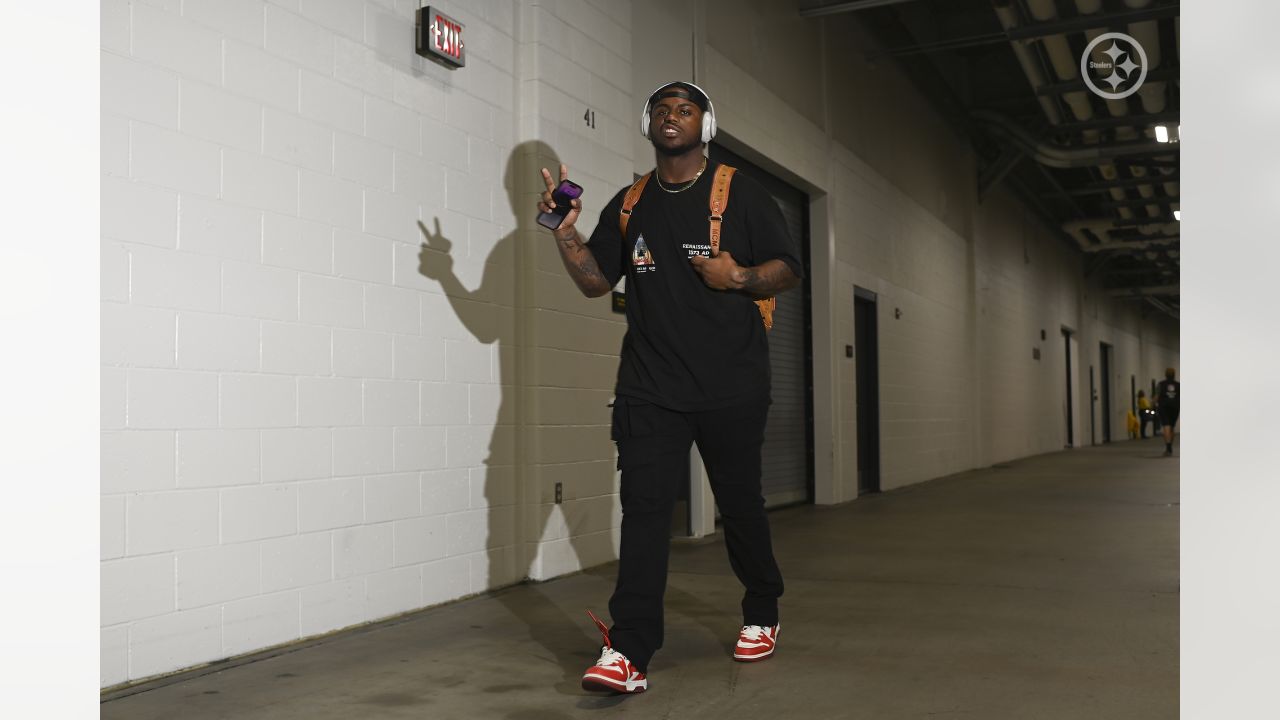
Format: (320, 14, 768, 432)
(102, 439, 1179, 719)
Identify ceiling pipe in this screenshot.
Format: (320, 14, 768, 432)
(1145, 296, 1180, 319)
(1061, 173, 1179, 193)
(1129, 18, 1160, 67)
(1106, 284, 1179, 297)
(1095, 161, 1136, 219)
(1127, 12, 1166, 115)
(1063, 218, 1175, 247)
(1061, 93, 1094, 123)
(1025, 0, 1093, 122)
(992, 0, 1062, 125)
(1052, 111, 1179, 133)
(1006, 4, 1180, 40)
(798, 0, 921, 18)
(1083, 237, 1179, 253)
(1064, 218, 1115, 248)
(1138, 83, 1167, 114)
(971, 110, 1169, 168)
(1116, 129, 1157, 202)
(1137, 222, 1178, 236)
(1124, 0, 1170, 118)
(875, 4, 1177, 57)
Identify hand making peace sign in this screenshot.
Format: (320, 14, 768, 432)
(538, 164, 583, 238)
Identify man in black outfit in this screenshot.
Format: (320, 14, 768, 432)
(536, 81, 803, 694)
(1156, 367, 1180, 456)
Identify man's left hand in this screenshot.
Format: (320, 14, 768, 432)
(690, 250, 744, 290)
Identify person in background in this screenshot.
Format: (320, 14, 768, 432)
(1155, 368, 1180, 456)
(1137, 390, 1153, 439)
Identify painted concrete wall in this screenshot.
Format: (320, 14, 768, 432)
(101, 0, 1178, 688)
(100, 0, 632, 687)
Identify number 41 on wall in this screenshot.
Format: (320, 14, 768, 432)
(584, 108, 595, 129)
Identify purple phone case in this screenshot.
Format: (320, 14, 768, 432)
(537, 181, 582, 230)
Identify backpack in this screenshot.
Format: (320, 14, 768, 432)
(618, 164, 776, 330)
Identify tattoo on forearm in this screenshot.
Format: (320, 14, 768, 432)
(554, 229, 609, 296)
(737, 260, 798, 298)
(576, 259, 606, 286)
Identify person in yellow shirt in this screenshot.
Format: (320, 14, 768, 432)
(1137, 390, 1153, 439)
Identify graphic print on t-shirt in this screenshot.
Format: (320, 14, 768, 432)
(632, 235, 655, 273)
(682, 242, 712, 259)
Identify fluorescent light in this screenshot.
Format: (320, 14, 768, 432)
(1174, 210, 1181, 221)
(1155, 125, 1169, 143)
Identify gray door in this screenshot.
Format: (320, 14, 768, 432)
(709, 143, 812, 509)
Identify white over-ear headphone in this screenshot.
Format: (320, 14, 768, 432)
(640, 81, 717, 144)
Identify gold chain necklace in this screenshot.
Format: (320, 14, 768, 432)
(654, 157, 707, 194)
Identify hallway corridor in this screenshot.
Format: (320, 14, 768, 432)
(102, 439, 1179, 720)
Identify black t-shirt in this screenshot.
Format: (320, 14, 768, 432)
(586, 161, 803, 411)
(1157, 379, 1180, 408)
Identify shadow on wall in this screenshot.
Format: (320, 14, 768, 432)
(415, 140, 606, 694)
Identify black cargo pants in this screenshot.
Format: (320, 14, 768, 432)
(605, 395, 784, 673)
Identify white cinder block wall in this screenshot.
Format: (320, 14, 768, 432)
(101, 0, 634, 688)
(102, 0, 1178, 688)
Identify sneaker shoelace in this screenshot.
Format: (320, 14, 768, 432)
(595, 647, 625, 667)
(741, 625, 767, 640)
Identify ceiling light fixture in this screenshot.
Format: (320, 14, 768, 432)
(1155, 125, 1169, 143)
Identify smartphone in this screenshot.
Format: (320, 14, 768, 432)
(537, 179, 584, 230)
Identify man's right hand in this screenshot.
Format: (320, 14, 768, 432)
(539, 164, 582, 240)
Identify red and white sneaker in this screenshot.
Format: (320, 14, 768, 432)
(733, 623, 780, 662)
(581, 611, 648, 694)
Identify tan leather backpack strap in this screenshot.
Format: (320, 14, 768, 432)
(755, 296, 776, 330)
(708, 165, 735, 254)
(619, 172, 651, 237)
(707, 164, 775, 330)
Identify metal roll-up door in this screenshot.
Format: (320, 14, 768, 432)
(710, 143, 813, 508)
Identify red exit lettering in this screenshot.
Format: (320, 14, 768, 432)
(416, 7, 465, 68)
(432, 15, 463, 59)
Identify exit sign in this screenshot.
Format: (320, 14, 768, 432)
(416, 7, 465, 68)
